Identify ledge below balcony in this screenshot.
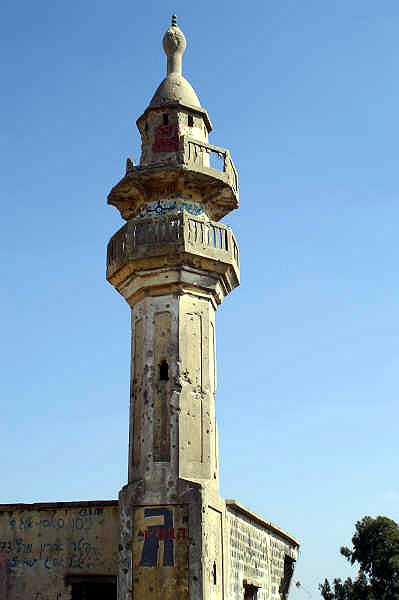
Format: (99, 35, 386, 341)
(106, 213, 240, 299)
(107, 136, 239, 222)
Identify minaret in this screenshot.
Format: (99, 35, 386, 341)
(107, 17, 239, 600)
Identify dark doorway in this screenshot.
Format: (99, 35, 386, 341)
(279, 554, 296, 600)
(71, 582, 116, 600)
(244, 583, 258, 600)
(66, 575, 117, 600)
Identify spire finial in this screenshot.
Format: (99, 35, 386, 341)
(162, 15, 186, 76)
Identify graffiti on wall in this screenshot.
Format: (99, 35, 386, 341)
(152, 124, 179, 153)
(0, 535, 103, 572)
(0, 506, 117, 576)
(133, 505, 189, 597)
(142, 199, 204, 218)
(138, 508, 188, 568)
(139, 508, 174, 567)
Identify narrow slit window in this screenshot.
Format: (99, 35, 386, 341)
(159, 360, 169, 381)
(145, 121, 148, 132)
(163, 113, 169, 125)
(213, 562, 217, 585)
(188, 114, 194, 127)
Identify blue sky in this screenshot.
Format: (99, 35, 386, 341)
(1, 1, 399, 597)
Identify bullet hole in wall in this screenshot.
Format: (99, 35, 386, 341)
(159, 360, 169, 381)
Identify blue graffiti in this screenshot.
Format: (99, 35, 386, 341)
(139, 508, 174, 567)
(145, 199, 204, 217)
(179, 200, 202, 215)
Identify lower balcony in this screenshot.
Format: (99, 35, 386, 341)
(106, 213, 240, 302)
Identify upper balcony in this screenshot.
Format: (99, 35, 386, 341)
(107, 136, 239, 222)
(107, 213, 240, 303)
(181, 136, 238, 198)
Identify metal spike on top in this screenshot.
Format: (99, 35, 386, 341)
(171, 14, 177, 26)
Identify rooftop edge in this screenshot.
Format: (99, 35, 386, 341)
(0, 500, 119, 511)
(225, 499, 300, 548)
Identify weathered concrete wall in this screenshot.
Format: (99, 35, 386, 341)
(132, 504, 189, 598)
(119, 290, 218, 600)
(128, 294, 180, 486)
(0, 497, 299, 600)
(118, 484, 205, 600)
(225, 501, 299, 600)
(204, 504, 223, 600)
(0, 501, 118, 600)
(126, 291, 219, 490)
(179, 293, 218, 485)
(138, 107, 209, 168)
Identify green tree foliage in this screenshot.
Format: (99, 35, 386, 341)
(319, 516, 399, 600)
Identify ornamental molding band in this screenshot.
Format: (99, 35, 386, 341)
(0, 15, 299, 600)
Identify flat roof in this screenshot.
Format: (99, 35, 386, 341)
(225, 499, 300, 548)
(0, 500, 118, 511)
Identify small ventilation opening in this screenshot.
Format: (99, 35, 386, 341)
(188, 114, 194, 127)
(159, 360, 169, 381)
(163, 113, 169, 125)
(213, 562, 217, 585)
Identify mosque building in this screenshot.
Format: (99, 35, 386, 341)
(0, 17, 299, 600)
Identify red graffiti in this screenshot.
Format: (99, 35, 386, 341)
(144, 527, 186, 540)
(152, 124, 179, 153)
(177, 528, 186, 540)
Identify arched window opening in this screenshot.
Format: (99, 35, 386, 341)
(163, 113, 169, 125)
(159, 360, 169, 381)
(213, 562, 217, 585)
(188, 114, 194, 127)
